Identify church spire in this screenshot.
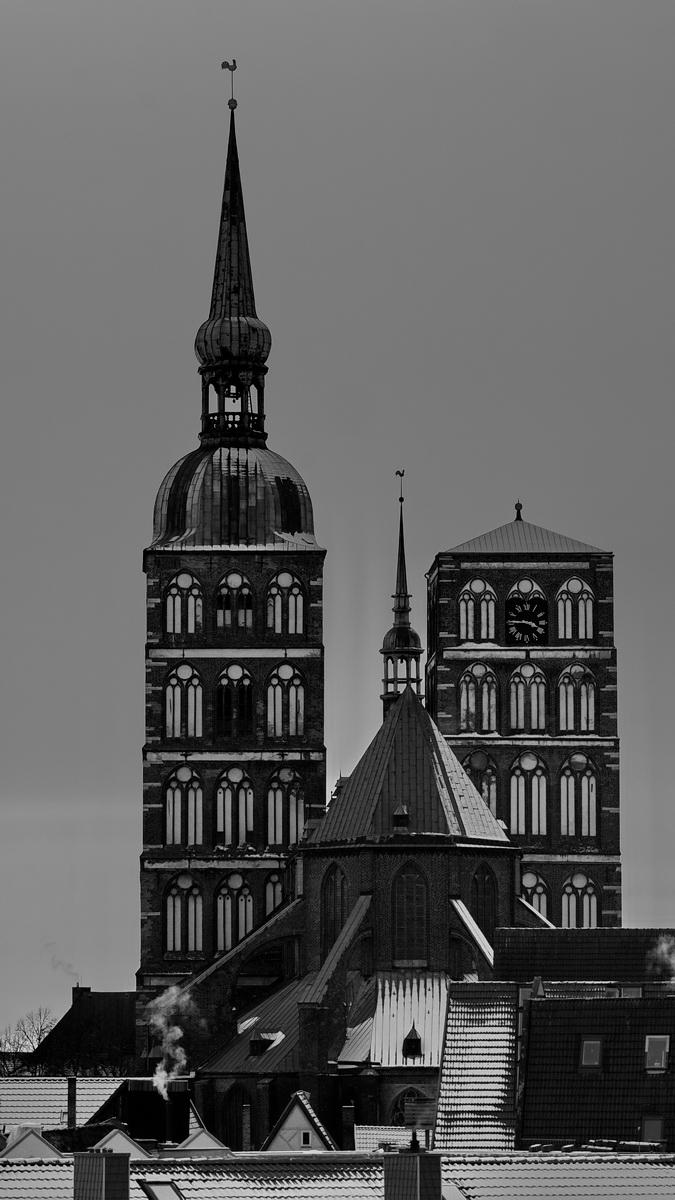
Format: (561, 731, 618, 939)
(380, 473, 423, 717)
(194, 70, 271, 447)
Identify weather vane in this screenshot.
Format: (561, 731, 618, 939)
(222, 59, 237, 110)
(396, 469, 405, 504)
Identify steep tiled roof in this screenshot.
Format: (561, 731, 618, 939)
(442, 1154, 675, 1199)
(131, 1155, 384, 1198)
(260, 1091, 339, 1152)
(445, 518, 606, 556)
(0, 1077, 121, 1128)
(0, 1159, 74, 1199)
(354, 1126, 412, 1151)
(313, 688, 508, 845)
(494, 928, 675, 983)
(522, 997, 675, 1146)
(435, 984, 518, 1151)
(199, 976, 316, 1075)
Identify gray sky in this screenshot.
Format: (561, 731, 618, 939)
(1, 0, 674, 1027)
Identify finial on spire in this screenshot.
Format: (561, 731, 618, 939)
(222, 59, 238, 109)
(380, 476, 422, 717)
(515, 500, 523, 522)
(396, 468, 405, 504)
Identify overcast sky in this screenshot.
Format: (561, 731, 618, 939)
(1, 0, 674, 1027)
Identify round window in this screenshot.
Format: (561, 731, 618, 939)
(469, 579, 485, 594)
(226, 572, 243, 588)
(176, 766, 193, 783)
(519, 752, 538, 771)
(176, 573, 193, 589)
(176, 663, 193, 680)
(277, 572, 294, 589)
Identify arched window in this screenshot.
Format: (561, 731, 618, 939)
(560, 753, 598, 838)
(265, 873, 283, 916)
(266, 768, 305, 846)
(165, 874, 202, 953)
(216, 572, 253, 631)
(267, 664, 305, 738)
(458, 579, 496, 641)
(392, 864, 428, 965)
(471, 864, 496, 943)
(215, 665, 253, 739)
(165, 573, 203, 636)
(462, 750, 498, 818)
(510, 753, 548, 837)
(562, 872, 599, 928)
(216, 872, 253, 952)
(521, 871, 550, 919)
(556, 578, 595, 641)
(164, 766, 203, 846)
(558, 665, 596, 732)
(216, 768, 254, 846)
(266, 572, 305, 635)
(322, 864, 348, 956)
(509, 664, 547, 731)
(390, 1088, 428, 1127)
(459, 664, 498, 733)
(165, 664, 203, 739)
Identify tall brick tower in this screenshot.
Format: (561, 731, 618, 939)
(426, 505, 620, 928)
(137, 96, 326, 1011)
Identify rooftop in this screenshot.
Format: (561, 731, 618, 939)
(444, 516, 607, 556)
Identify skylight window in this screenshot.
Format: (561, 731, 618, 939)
(580, 1038, 602, 1068)
(138, 1183, 185, 1200)
(645, 1035, 670, 1072)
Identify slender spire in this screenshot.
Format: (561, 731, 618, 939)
(194, 67, 271, 446)
(380, 472, 422, 717)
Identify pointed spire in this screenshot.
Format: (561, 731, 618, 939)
(195, 75, 271, 446)
(380, 474, 422, 717)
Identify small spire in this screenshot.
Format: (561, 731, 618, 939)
(395, 471, 408, 601)
(380, 473, 422, 718)
(515, 500, 523, 522)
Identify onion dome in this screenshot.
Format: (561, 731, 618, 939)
(380, 494, 422, 715)
(194, 105, 271, 447)
(151, 443, 318, 550)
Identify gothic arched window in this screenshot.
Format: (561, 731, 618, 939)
(471, 864, 497, 943)
(390, 1088, 428, 1127)
(521, 870, 550, 920)
(266, 768, 305, 847)
(165, 664, 203, 739)
(392, 864, 428, 965)
(215, 768, 254, 846)
(322, 864, 348, 956)
(562, 872, 599, 928)
(459, 664, 498, 733)
(509, 664, 547, 732)
(558, 665, 596, 733)
(510, 753, 548, 837)
(463, 750, 498, 817)
(215, 664, 254, 739)
(216, 872, 253, 952)
(560, 753, 598, 838)
(265, 872, 283, 916)
(556, 578, 595, 641)
(458, 579, 496, 641)
(266, 572, 305, 635)
(165, 875, 202, 953)
(267, 664, 305, 738)
(164, 766, 203, 846)
(165, 572, 203, 636)
(216, 572, 254, 631)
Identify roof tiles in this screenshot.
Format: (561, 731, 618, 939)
(0, 1077, 122, 1128)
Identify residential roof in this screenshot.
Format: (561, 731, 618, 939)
(441, 1154, 675, 1199)
(353, 1126, 412, 1151)
(494, 928, 675, 983)
(444, 517, 606, 556)
(521, 996, 675, 1147)
(0, 1129, 65, 1159)
(260, 1091, 339, 1152)
(0, 1077, 122, 1128)
(130, 1155, 384, 1199)
(435, 984, 518, 1151)
(313, 688, 509, 846)
(199, 975, 316, 1075)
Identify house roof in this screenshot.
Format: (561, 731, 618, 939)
(441, 1154, 675, 1199)
(199, 975, 317, 1075)
(313, 688, 509, 846)
(521, 996, 675, 1146)
(494, 928, 675, 983)
(435, 984, 518, 1151)
(444, 517, 606, 556)
(260, 1091, 339, 1152)
(0, 1077, 122, 1128)
(0, 1129, 65, 1159)
(353, 1126, 412, 1151)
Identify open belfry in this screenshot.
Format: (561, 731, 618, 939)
(133, 80, 621, 1146)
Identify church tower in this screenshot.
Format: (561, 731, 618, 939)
(380, 488, 422, 717)
(137, 94, 326, 1009)
(426, 507, 620, 929)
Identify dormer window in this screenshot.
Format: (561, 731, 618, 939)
(580, 1037, 602, 1069)
(645, 1035, 670, 1073)
(393, 805, 410, 829)
(402, 1025, 422, 1059)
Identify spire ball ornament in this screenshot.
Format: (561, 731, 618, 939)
(222, 59, 237, 108)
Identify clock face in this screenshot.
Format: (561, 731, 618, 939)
(505, 596, 548, 645)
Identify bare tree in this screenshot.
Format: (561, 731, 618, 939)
(0, 1008, 55, 1075)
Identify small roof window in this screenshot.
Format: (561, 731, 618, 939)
(645, 1035, 670, 1072)
(402, 1025, 422, 1059)
(580, 1038, 602, 1069)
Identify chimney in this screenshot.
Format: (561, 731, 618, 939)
(73, 1150, 129, 1200)
(67, 1077, 77, 1128)
(383, 1143, 442, 1200)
